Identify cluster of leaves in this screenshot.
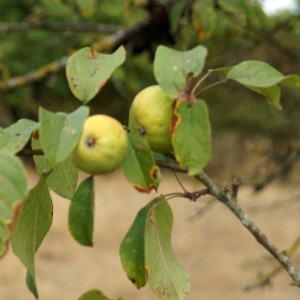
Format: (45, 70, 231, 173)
(2, 39, 300, 299)
(0, 0, 147, 122)
(2, 0, 298, 130)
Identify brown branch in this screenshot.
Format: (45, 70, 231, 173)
(0, 56, 68, 92)
(16, 149, 44, 156)
(0, 12, 174, 92)
(243, 236, 300, 291)
(195, 171, 300, 287)
(157, 160, 300, 287)
(209, 14, 300, 69)
(0, 22, 122, 33)
(182, 188, 209, 201)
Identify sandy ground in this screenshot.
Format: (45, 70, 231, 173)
(1, 166, 300, 300)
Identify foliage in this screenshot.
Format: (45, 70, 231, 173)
(1, 0, 300, 139)
(2, 36, 300, 298)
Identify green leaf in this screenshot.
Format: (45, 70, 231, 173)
(26, 270, 38, 297)
(120, 196, 190, 298)
(219, 0, 246, 14)
(145, 196, 191, 300)
(154, 45, 207, 98)
(44, 158, 78, 199)
(32, 131, 78, 199)
(246, 85, 282, 110)
(39, 106, 89, 165)
(0, 151, 27, 258)
(192, 0, 216, 41)
(209, 66, 233, 74)
(227, 61, 285, 87)
(120, 202, 153, 288)
(152, 152, 170, 162)
(171, 100, 211, 175)
(41, 0, 78, 20)
(68, 176, 94, 246)
(78, 289, 122, 300)
(128, 105, 139, 135)
(11, 173, 53, 294)
(213, 10, 230, 37)
(75, 0, 96, 18)
(170, 0, 188, 32)
(121, 134, 160, 193)
(280, 74, 300, 91)
(66, 46, 126, 103)
(0, 119, 39, 154)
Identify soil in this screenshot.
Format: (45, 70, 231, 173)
(1, 167, 300, 300)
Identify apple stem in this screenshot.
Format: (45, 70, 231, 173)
(191, 72, 211, 96)
(194, 79, 227, 97)
(172, 171, 188, 193)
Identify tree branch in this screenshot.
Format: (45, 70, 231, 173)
(0, 22, 122, 33)
(243, 236, 300, 291)
(16, 149, 44, 156)
(157, 160, 300, 287)
(0, 11, 174, 92)
(0, 56, 68, 92)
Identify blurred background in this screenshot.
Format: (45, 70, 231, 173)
(1, 0, 300, 299)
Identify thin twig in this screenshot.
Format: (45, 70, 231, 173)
(194, 79, 227, 97)
(191, 72, 211, 96)
(164, 189, 208, 202)
(0, 22, 122, 33)
(232, 178, 240, 199)
(243, 236, 300, 291)
(16, 149, 44, 156)
(157, 160, 300, 287)
(172, 171, 187, 192)
(0, 16, 163, 91)
(0, 56, 68, 92)
(195, 171, 300, 287)
(182, 189, 209, 201)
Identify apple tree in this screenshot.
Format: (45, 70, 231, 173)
(2, 0, 300, 299)
(1, 42, 300, 300)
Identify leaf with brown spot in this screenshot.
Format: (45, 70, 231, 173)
(121, 133, 160, 193)
(0, 119, 38, 154)
(39, 106, 89, 165)
(66, 46, 126, 103)
(171, 99, 211, 175)
(145, 197, 191, 300)
(120, 201, 154, 289)
(192, 0, 216, 41)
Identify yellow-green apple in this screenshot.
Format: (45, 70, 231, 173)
(131, 85, 174, 153)
(71, 114, 128, 175)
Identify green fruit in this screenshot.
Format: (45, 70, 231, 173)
(131, 85, 174, 153)
(72, 114, 128, 175)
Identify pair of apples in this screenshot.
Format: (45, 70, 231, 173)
(72, 85, 174, 175)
